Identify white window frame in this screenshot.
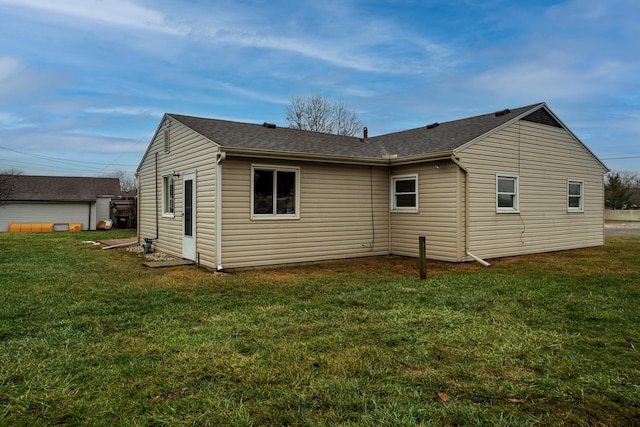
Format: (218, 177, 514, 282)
(251, 165, 300, 220)
(496, 174, 519, 213)
(567, 179, 584, 212)
(391, 174, 419, 212)
(162, 175, 175, 217)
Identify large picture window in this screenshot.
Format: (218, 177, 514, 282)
(391, 174, 418, 212)
(252, 165, 299, 218)
(568, 179, 584, 212)
(496, 174, 519, 212)
(162, 175, 174, 216)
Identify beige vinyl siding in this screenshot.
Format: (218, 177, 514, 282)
(457, 120, 605, 260)
(137, 117, 218, 267)
(220, 159, 389, 269)
(390, 160, 462, 262)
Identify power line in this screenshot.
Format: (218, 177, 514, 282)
(599, 154, 640, 160)
(0, 158, 135, 175)
(0, 145, 139, 167)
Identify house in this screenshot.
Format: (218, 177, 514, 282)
(136, 102, 608, 270)
(0, 175, 121, 231)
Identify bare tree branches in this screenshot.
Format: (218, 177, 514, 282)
(107, 170, 137, 194)
(285, 95, 363, 136)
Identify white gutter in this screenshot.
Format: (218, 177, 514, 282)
(222, 147, 389, 166)
(221, 147, 453, 167)
(450, 155, 491, 267)
(215, 151, 226, 270)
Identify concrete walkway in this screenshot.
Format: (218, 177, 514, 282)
(605, 222, 640, 237)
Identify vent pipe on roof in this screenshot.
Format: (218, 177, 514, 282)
(263, 122, 276, 129)
(363, 127, 368, 139)
(494, 109, 511, 117)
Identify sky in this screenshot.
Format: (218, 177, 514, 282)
(0, 0, 639, 179)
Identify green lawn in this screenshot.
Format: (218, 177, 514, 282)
(1, 231, 639, 426)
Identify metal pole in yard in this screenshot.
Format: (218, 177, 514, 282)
(419, 236, 427, 280)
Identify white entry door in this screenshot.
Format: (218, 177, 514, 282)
(182, 173, 196, 260)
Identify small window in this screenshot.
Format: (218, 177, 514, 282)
(252, 165, 299, 219)
(496, 175, 519, 212)
(568, 179, 584, 212)
(162, 175, 174, 216)
(391, 175, 418, 212)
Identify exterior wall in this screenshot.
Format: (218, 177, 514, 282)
(95, 197, 111, 229)
(219, 158, 390, 269)
(390, 160, 464, 262)
(457, 120, 606, 260)
(0, 202, 95, 231)
(137, 117, 218, 267)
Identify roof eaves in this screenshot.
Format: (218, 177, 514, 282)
(168, 114, 223, 147)
(453, 103, 545, 155)
(222, 147, 390, 166)
(389, 151, 455, 166)
(536, 106, 609, 173)
(136, 114, 223, 174)
(450, 103, 608, 173)
(136, 113, 171, 174)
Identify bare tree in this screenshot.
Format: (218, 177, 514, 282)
(0, 169, 22, 206)
(333, 100, 363, 137)
(108, 170, 137, 194)
(285, 95, 363, 136)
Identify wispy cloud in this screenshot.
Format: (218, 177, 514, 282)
(85, 106, 165, 117)
(467, 58, 628, 102)
(0, 0, 187, 35)
(0, 56, 64, 101)
(0, 0, 454, 75)
(0, 112, 35, 129)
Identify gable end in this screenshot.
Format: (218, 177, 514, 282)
(522, 108, 562, 128)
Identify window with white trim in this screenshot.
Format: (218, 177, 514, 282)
(496, 175, 519, 212)
(162, 175, 174, 216)
(391, 174, 418, 212)
(567, 179, 584, 212)
(252, 165, 299, 218)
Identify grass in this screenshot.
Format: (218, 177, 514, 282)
(1, 231, 639, 426)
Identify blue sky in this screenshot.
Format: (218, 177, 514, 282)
(0, 0, 638, 178)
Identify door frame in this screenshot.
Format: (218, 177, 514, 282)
(182, 172, 196, 260)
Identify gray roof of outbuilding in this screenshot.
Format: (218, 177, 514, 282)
(168, 103, 545, 160)
(4, 175, 120, 202)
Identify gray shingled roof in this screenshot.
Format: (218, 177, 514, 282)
(369, 104, 542, 157)
(3, 175, 120, 202)
(168, 114, 382, 159)
(168, 103, 544, 160)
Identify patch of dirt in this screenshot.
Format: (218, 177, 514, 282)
(236, 255, 485, 282)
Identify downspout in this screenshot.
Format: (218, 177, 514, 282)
(451, 155, 491, 267)
(387, 167, 392, 255)
(215, 151, 226, 271)
(154, 152, 159, 239)
(135, 172, 140, 242)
